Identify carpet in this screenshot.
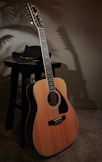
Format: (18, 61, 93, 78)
(0, 108, 102, 162)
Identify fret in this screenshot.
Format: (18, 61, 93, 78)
(38, 27, 55, 91)
(48, 78, 53, 82)
(49, 82, 54, 86)
(47, 74, 53, 79)
(49, 86, 55, 91)
(47, 70, 52, 74)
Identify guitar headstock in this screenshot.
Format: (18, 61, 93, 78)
(26, 3, 44, 29)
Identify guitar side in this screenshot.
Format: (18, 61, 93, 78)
(25, 83, 37, 146)
(32, 77, 79, 157)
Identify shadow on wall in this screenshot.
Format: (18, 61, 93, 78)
(56, 26, 97, 108)
(56, 63, 97, 109)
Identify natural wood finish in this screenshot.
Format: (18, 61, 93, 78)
(32, 77, 78, 156)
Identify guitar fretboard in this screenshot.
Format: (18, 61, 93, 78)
(38, 27, 55, 91)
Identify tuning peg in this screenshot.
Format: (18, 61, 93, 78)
(32, 5, 38, 13)
(30, 21, 33, 25)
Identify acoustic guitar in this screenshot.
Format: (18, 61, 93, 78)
(26, 3, 79, 157)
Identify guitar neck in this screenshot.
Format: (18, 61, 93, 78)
(38, 27, 55, 91)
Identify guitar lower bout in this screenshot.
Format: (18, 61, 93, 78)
(32, 77, 79, 156)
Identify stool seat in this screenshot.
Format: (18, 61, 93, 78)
(4, 57, 61, 147)
(4, 57, 61, 74)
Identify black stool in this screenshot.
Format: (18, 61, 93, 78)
(4, 57, 61, 147)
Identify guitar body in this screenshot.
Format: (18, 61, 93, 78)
(32, 77, 78, 156)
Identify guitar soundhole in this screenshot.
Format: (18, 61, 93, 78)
(48, 91, 59, 106)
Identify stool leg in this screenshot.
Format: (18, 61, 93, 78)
(19, 73, 30, 147)
(5, 68, 19, 130)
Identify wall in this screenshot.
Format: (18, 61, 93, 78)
(0, 0, 102, 108)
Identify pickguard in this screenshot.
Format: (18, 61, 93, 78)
(56, 89, 68, 114)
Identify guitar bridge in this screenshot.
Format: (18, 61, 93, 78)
(48, 115, 66, 126)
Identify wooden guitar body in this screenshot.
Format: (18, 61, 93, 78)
(32, 77, 78, 156)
